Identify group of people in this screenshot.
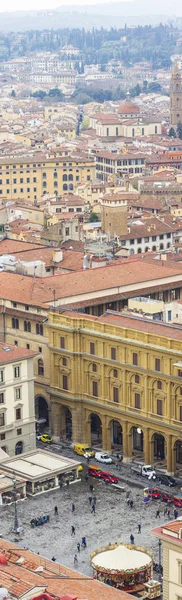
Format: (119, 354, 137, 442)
(31, 515, 49, 527)
(74, 537, 87, 566)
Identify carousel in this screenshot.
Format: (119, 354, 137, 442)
(90, 542, 153, 593)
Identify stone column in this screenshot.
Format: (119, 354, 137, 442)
(102, 422, 111, 452)
(123, 422, 132, 462)
(143, 428, 150, 465)
(72, 404, 84, 443)
(51, 402, 60, 441)
(166, 435, 173, 474)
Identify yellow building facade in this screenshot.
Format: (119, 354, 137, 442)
(48, 310, 182, 475)
(0, 156, 95, 203)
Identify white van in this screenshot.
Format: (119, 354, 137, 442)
(95, 452, 112, 464)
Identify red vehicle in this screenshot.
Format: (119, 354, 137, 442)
(148, 488, 161, 500)
(161, 492, 173, 503)
(173, 497, 182, 508)
(88, 466, 102, 478)
(99, 471, 118, 484)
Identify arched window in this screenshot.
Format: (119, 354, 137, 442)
(42, 172, 46, 178)
(63, 184, 68, 191)
(38, 359, 44, 376)
(159, 243, 164, 250)
(36, 323, 43, 336)
(54, 172, 58, 178)
(68, 184, 73, 191)
(12, 317, 19, 329)
(152, 245, 156, 251)
(54, 181, 58, 187)
(15, 441, 23, 455)
(63, 174, 67, 181)
(24, 321, 31, 332)
(43, 181, 47, 188)
(68, 174, 73, 181)
(137, 248, 141, 253)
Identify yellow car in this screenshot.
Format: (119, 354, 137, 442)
(40, 434, 53, 444)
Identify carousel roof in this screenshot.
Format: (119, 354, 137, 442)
(91, 544, 151, 572)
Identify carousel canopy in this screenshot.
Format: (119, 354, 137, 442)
(92, 544, 151, 573)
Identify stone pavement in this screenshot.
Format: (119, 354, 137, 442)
(1, 474, 177, 576)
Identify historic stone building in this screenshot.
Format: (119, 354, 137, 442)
(101, 193, 128, 238)
(170, 63, 182, 127)
(48, 309, 182, 475)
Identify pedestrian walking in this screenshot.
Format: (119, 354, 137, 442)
(90, 484, 94, 493)
(130, 499, 133, 508)
(130, 534, 134, 544)
(72, 503, 75, 513)
(74, 554, 78, 566)
(138, 523, 141, 533)
(77, 542, 80, 552)
(82, 536, 87, 548)
(167, 509, 171, 519)
(54, 506, 58, 516)
(91, 503, 95, 514)
(164, 507, 167, 516)
(71, 525, 75, 536)
(88, 495, 92, 505)
(93, 496, 96, 505)
(85, 473, 88, 483)
(156, 509, 160, 519)
(51, 556, 56, 561)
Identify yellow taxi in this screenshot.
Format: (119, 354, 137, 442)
(40, 434, 53, 444)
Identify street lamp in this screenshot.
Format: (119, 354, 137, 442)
(12, 476, 19, 533)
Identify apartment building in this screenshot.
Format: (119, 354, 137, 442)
(95, 151, 145, 181)
(0, 343, 36, 456)
(0, 155, 95, 203)
(152, 520, 182, 600)
(48, 309, 182, 474)
(120, 219, 179, 254)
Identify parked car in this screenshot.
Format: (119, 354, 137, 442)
(131, 464, 156, 480)
(99, 471, 118, 484)
(158, 473, 176, 487)
(95, 452, 112, 464)
(88, 466, 102, 478)
(148, 488, 161, 500)
(40, 434, 52, 444)
(161, 492, 173, 503)
(173, 497, 182, 508)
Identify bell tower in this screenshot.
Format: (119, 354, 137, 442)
(170, 63, 182, 127)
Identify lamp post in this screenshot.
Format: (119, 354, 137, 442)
(13, 476, 19, 533)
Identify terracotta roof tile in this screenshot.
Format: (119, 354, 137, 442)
(0, 539, 133, 600)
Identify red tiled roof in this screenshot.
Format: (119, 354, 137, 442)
(0, 539, 133, 600)
(0, 343, 37, 364)
(0, 259, 182, 307)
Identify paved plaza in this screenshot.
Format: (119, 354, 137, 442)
(0, 469, 176, 575)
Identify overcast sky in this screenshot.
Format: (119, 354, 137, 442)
(0, 0, 129, 10)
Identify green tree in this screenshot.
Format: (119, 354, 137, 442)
(130, 83, 141, 97)
(32, 90, 47, 99)
(177, 121, 182, 140)
(168, 127, 176, 138)
(89, 212, 99, 222)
